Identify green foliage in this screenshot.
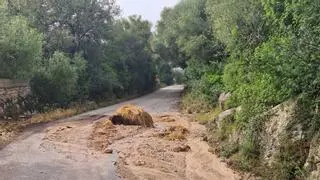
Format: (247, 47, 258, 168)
(172, 68, 184, 84)
(206, 0, 268, 50)
(0, 1, 319, 178)
(182, 72, 224, 113)
(270, 138, 307, 179)
(157, 0, 320, 178)
(30, 52, 82, 108)
(158, 63, 173, 86)
(154, 0, 226, 110)
(220, 142, 239, 159)
(182, 93, 213, 114)
(0, 15, 42, 79)
(107, 15, 156, 97)
(0, 0, 156, 114)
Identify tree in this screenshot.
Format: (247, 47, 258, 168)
(154, 0, 226, 106)
(0, 14, 42, 79)
(107, 16, 156, 96)
(6, 0, 120, 98)
(159, 63, 173, 86)
(172, 68, 184, 84)
(30, 52, 85, 107)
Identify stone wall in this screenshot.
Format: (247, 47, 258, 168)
(0, 79, 30, 116)
(0, 79, 30, 101)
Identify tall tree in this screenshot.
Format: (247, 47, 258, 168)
(0, 14, 43, 79)
(107, 16, 156, 97)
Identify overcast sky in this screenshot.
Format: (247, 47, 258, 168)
(117, 0, 180, 28)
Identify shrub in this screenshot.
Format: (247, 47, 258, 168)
(30, 52, 82, 108)
(0, 15, 43, 79)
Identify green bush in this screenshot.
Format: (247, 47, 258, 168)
(0, 15, 43, 79)
(30, 52, 81, 108)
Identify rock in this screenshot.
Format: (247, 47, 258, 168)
(104, 148, 113, 154)
(172, 144, 191, 152)
(215, 108, 236, 130)
(218, 92, 231, 110)
(304, 133, 320, 180)
(260, 99, 307, 166)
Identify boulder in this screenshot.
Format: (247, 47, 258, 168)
(218, 92, 231, 110)
(304, 133, 320, 179)
(215, 108, 236, 130)
(260, 99, 306, 166)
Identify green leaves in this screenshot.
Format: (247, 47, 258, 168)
(155, 0, 320, 178)
(0, 15, 43, 79)
(106, 15, 155, 96)
(30, 52, 84, 107)
(154, 0, 226, 107)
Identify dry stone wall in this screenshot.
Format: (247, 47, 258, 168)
(0, 79, 30, 101)
(0, 79, 30, 115)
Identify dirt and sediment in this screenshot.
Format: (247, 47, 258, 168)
(0, 85, 240, 180)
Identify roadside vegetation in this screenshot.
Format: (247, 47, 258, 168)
(1, 0, 320, 179)
(155, 0, 320, 179)
(0, 0, 177, 119)
(0, 0, 177, 147)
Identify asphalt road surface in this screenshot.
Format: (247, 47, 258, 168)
(0, 85, 184, 180)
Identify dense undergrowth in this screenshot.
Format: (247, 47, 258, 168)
(155, 0, 320, 179)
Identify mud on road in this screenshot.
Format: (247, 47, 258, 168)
(0, 85, 240, 180)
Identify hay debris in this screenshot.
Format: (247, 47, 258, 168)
(157, 125, 189, 141)
(110, 104, 154, 128)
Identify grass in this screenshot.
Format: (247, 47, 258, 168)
(29, 108, 78, 124)
(195, 108, 222, 125)
(181, 93, 213, 114)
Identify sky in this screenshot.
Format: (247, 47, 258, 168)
(117, 0, 180, 29)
